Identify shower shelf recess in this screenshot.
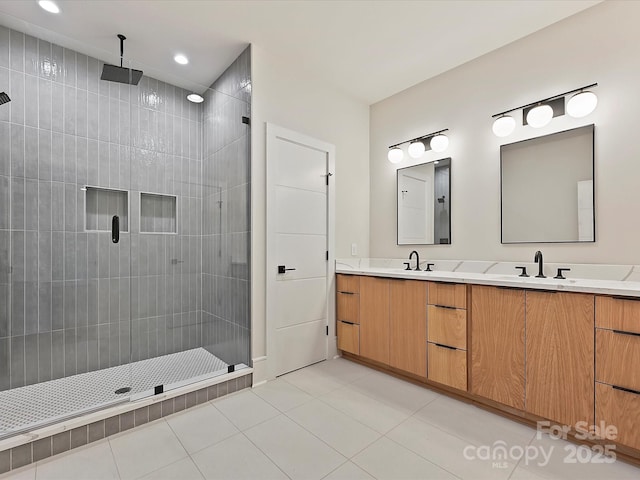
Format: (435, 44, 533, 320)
(85, 186, 129, 232)
(140, 192, 178, 234)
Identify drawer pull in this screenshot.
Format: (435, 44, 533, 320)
(613, 329, 640, 338)
(613, 385, 640, 396)
(612, 295, 640, 302)
(339, 320, 356, 325)
(338, 291, 356, 295)
(434, 304, 456, 310)
(434, 343, 456, 350)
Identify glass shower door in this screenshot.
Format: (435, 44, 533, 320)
(127, 71, 210, 399)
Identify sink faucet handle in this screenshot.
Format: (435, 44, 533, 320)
(403, 262, 411, 271)
(424, 263, 435, 272)
(554, 268, 571, 280)
(515, 266, 529, 277)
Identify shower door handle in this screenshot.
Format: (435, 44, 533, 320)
(112, 215, 120, 244)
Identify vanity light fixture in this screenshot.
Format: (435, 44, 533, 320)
(407, 140, 426, 159)
(388, 147, 404, 164)
(567, 90, 598, 118)
(388, 129, 449, 163)
(526, 104, 553, 128)
(492, 115, 516, 137)
(491, 83, 597, 137)
(430, 133, 449, 152)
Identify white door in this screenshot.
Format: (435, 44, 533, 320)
(266, 124, 335, 378)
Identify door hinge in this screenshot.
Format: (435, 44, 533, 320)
(326, 250, 329, 261)
(242, 116, 251, 125)
(325, 172, 333, 186)
(326, 325, 329, 336)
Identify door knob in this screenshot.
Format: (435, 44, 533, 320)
(277, 265, 296, 274)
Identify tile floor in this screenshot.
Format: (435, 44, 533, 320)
(2, 357, 639, 479)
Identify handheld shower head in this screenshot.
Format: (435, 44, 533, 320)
(0, 92, 10, 105)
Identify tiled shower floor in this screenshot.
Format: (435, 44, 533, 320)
(0, 348, 228, 437)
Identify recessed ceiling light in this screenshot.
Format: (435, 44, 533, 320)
(187, 93, 204, 103)
(38, 0, 60, 13)
(174, 54, 189, 65)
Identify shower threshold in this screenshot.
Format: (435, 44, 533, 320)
(0, 348, 229, 438)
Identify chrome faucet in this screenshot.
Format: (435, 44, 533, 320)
(534, 250, 545, 278)
(409, 250, 420, 271)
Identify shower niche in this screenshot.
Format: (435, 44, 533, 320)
(140, 193, 178, 234)
(85, 187, 130, 232)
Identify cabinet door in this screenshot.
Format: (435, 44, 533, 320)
(428, 305, 467, 350)
(389, 279, 427, 377)
(471, 286, 525, 410)
(596, 382, 640, 451)
(337, 321, 359, 355)
(428, 343, 467, 391)
(360, 276, 390, 364)
(428, 282, 467, 309)
(337, 292, 359, 323)
(526, 291, 594, 428)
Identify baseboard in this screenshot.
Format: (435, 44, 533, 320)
(251, 356, 268, 386)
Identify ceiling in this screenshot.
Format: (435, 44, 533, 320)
(0, 0, 601, 104)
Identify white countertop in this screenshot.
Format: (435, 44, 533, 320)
(335, 263, 640, 298)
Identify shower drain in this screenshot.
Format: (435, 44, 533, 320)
(114, 387, 132, 395)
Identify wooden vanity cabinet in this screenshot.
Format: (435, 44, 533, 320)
(470, 285, 525, 410)
(389, 280, 427, 377)
(595, 295, 640, 450)
(525, 291, 595, 429)
(336, 274, 361, 355)
(427, 282, 468, 391)
(359, 276, 390, 364)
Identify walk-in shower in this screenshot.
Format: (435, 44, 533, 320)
(0, 25, 251, 438)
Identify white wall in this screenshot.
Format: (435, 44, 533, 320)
(370, 1, 640, 265)
(251, 45, 370, 379)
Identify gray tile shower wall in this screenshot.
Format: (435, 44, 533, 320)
(0, 25, 204, 389)
(202, 47, 251, 367)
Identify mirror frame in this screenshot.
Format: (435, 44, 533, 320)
(396, 157, 452, 246)
(500, 124, 595, 244)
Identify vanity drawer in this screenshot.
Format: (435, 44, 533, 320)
(427, 305, 467, 350)
(337, 321, 360, 355)
(428, 282, 467, 309)
(337, 291, 360, 324)
(596, 382, 640, 450)
(596, 295, 640, 334)
(596, 329, 640, 391)
(428, 343, 467, 391)
(337, 274, 360, 294)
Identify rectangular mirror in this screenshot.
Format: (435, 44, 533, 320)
(501, 125, 594, 243)
(397, 158, 451, 245)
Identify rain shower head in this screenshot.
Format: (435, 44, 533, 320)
(0, 92, 10, 105)
(101, 64, 143, 85)
(100, 34, 143, 85)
